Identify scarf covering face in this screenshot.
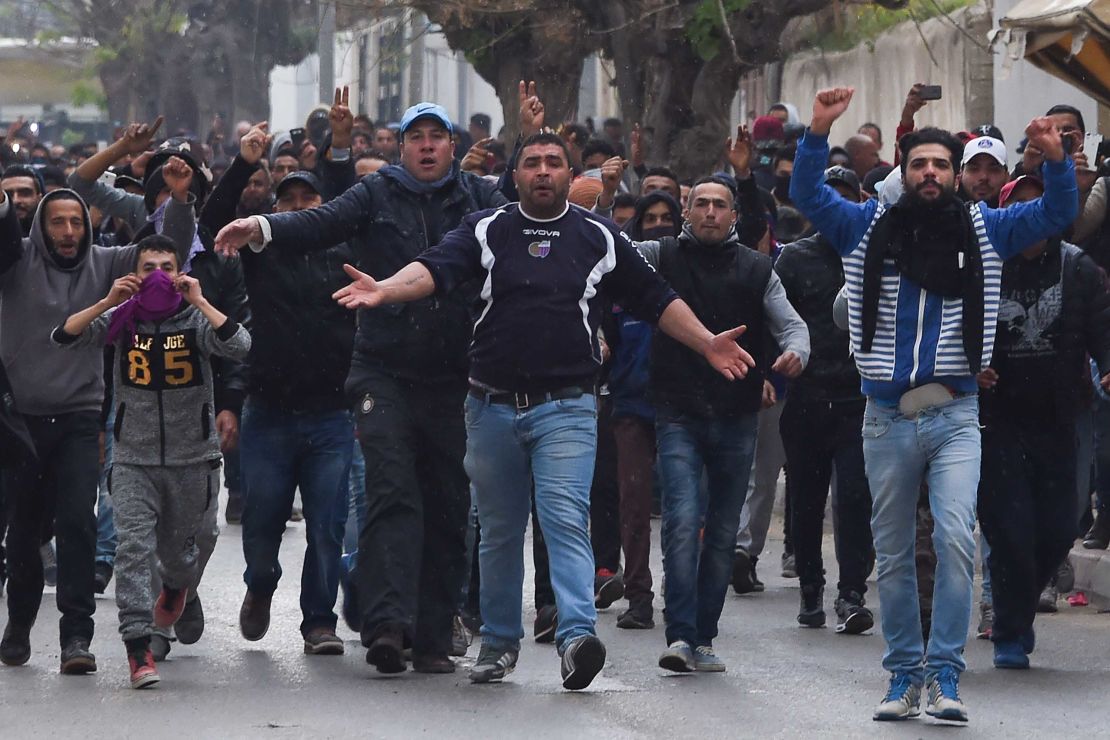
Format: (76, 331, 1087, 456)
(105, 269, 184, 346)
(861, 192, 985, 373)
(379, 160, 459, 195)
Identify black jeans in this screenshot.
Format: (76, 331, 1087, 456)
(353, 372, 471, 657)
(4, 412, 100, 646)
(978, 418, 1078, 644)
(780, 397, 872, 597)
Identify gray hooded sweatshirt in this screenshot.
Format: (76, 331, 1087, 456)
(0, 188, 195, 416)
(53, 303, 251, 466)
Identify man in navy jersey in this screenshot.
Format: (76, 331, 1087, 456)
(324, 132, 755, 691)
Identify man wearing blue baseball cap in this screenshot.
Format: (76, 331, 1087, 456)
(215, 98, 509, 675)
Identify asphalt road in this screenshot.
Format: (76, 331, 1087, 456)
(1, 493, 1108, 739)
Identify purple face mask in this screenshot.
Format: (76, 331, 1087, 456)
(105, 269, 183, 346)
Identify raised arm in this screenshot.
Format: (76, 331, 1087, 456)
(0, 192, 25, 277)
(789, 88, 877, 255)
(199, 122, 269, 234)
(69, 116, 164, 232)
(55, 274, 141, 346)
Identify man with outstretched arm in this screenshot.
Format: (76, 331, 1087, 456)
(790, 87, 1077, 724)
(232, 132, 754, 691)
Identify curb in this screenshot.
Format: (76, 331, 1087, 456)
(1069, 546, 1110, 609)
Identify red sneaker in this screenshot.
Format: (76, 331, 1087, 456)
(1068, 591, 1089, 607)
(128, 648, 160, 689)
(154, 587, 188, 628)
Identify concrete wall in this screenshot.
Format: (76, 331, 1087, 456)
(778, 5, 993, 163)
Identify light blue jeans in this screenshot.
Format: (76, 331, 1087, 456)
(862, 395, 980, 684)
(463, 393, 598, 654)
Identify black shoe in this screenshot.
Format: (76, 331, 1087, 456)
(150, 633, 173, 662)
(469, 643, 518, 683)
(616, 602, 654, 629)
(835, 591, 874, 635)
(174, 595, 204, 645)
(366, 626, 406, 674)
(1084, 514, 1110, 550)
(59, 637, 97, 674)
(225, 490, 243, 525)
(93, 562, 113, 594)
(0, 622, 31, 666)
(339, 563, 360, 633)
(560, 634, 606, 690)
(534, 604, 558, 643)
(731, 546, 754, 594)
(412, 653, 455, 673)
(239, 590, 272, 641)
(781, 551, 798, 579)
(594, 569, 624, 609)
(798, 584, 826, 628)
(750, 557, 765, 592)
(1056, 560, 1075, 595)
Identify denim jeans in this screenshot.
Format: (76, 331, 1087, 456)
(863, 395, 980, 683)
(343, 437, 366, 556)
(657, 409, 758, 646)
(464, 393, 599, 654)
(240, 400, 353, 636)
(96, 403, 117, 567)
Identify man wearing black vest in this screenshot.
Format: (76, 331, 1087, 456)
(638, 175, 810, 673)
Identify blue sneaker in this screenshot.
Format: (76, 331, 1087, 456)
(873, 672, 921, 721)
(993, 640, 1030, 669)
(926, 667, 968, 722)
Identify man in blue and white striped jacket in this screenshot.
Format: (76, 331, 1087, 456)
(791, 87, 1077, 725)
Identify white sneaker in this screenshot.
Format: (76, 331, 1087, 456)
(693, 645, 726, 672)
(658, 640, 695, 673)
(873, 673, 921, 721)
(925, 668, 968, 722)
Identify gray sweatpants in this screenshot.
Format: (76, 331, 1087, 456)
(111, 462, 219, 642)
(736, 399, 786, 558)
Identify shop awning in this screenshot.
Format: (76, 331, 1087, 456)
(995, 0, 1110, 105)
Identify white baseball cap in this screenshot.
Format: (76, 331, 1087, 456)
(961, 136, 1007, 168)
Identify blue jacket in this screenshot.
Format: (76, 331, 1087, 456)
(790, 131, 1078, 402)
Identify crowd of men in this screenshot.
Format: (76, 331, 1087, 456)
(0, 77, 1106, 724)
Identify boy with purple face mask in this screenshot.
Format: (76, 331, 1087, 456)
(51, 234, 250, 689)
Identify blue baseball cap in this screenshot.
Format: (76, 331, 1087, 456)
(398, 102, 453, 137)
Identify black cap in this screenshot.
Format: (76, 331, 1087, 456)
(275, 170, 323, 198)
(972, 124, 1004, 143)
(469, 113, 491, 131)
(824, 165, 860, 194)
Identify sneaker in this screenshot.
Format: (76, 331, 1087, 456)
(731, 546, 754, 594)
(469, 643, 519, 683)
(125, 638, 160, 689)
(560, 634, 606, 690)
(797, 584, 825, 628)
(594, 568, 624, 609)
(693, 644, 726, 672)
(413, 653, 456, 674)
(365, 626, 406, 674)
(174, 595, 204, 645)
(59, 637, 97, 675)
(925, 667, 968, 722)
(1036, 584, 1059, 613)
(976, 601, 993, 640)
(1083, 514, 1110, 549)
(781, 552, 797, 579)
(304, 627, 344, 655)
(93, 561, 113, 594)
(750, 557, 765, 592)
(225, 490, 244, 524)
(451, 614, 472, 657)
(153, 586, 187, 629)
(41, 543, 57, 587)
(533, 604, 558, 644)
(834, 592, 874, 635)
(1069, 590, 1089, 607)
(616, 602, 654, 630)
(993, 639, 1029, 669)
(1056, 560, 1075, 594)
(339, 560, 360, 633)
(658, 640, 696, 673)
(0, 622, 31, 666)
(239, 590, 272, 641)
(289, 505, 304, 522)
(150, 633, 172, 662)
(873, 672, 921, 721)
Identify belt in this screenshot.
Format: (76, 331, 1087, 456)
(467, 384, 591, 410)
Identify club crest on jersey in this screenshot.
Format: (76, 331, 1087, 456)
(528, 240, 552, 258)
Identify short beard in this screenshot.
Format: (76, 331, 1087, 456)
(902, 180, 958, 211)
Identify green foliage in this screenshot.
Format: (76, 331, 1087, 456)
(808, 0, 975, 52)
(60, 128, 87, 147)
(685, 0, 752, 62)
(71, 81, 107, 111)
